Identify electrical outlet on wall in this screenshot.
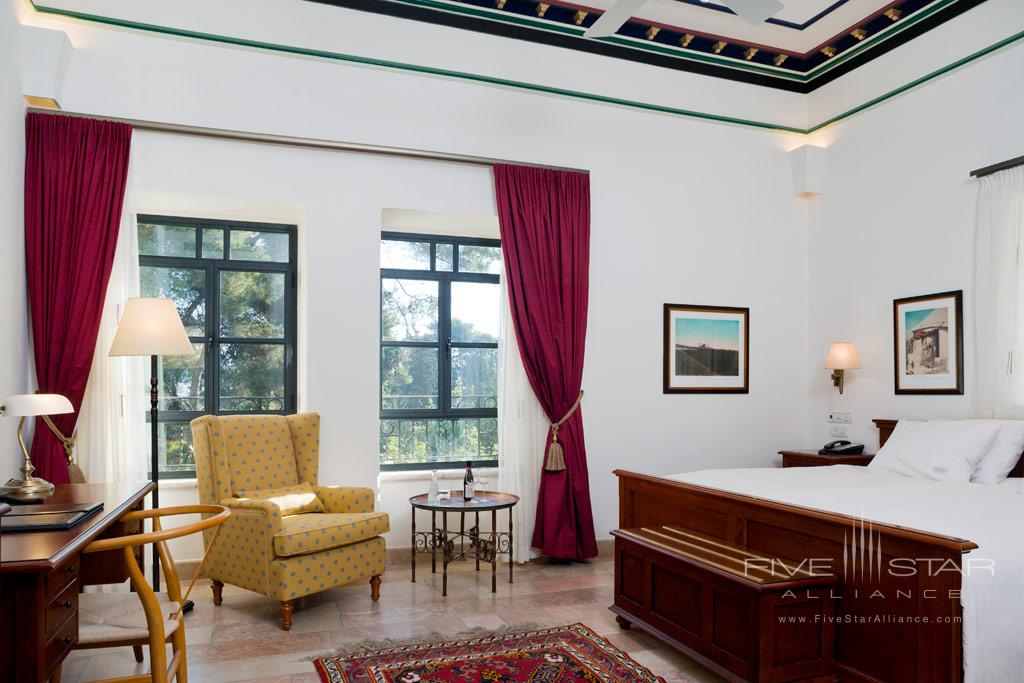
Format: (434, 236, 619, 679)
(828, 412, 852, 424)
(830, 425, 849, 438)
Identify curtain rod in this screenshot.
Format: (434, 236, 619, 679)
(26, 107, 590, 175)
(970, 154, 1024, 179)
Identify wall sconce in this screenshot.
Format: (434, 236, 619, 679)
(824, 342, 860, 394)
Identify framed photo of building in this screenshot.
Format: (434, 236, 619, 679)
(663, 304, 749, 394)
(893, 290, 963, 395)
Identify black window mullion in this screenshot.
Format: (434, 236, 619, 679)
(439, 272, 452, 415)
(207, 262, 218, 416)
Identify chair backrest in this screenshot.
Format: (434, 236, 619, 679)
(191, 413, 321, 505)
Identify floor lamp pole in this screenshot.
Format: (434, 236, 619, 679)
(149, 354, 160, 592)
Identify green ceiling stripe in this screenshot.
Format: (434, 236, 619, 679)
(27, 1, 1024, 136)
(807, 28, 1024, 133)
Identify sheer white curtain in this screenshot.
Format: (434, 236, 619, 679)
(973, 166, 1024, 418)
(76, 163, 148, 483)
(497, 265, 548, 564)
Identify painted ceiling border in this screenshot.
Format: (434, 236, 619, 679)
(28, 1, 1024, 137)
(308, 0, 980, 86)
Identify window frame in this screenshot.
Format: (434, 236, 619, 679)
(138, 214, 298, 478)
(379, 231, 500, 471)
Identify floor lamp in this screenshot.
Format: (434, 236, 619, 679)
(109, 297, 193, 593)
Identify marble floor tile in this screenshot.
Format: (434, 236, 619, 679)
(68, 556, 724, 682)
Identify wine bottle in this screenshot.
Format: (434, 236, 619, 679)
(463, 461, 475, 501)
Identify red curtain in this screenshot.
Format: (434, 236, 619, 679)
(493, 164, 597, 560)
(25, 113, 133, 483)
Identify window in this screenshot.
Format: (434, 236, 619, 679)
(379, 233, 501, 470)
(138, 215, 298, 477)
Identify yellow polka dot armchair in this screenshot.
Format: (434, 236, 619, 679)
(190, 412, 388, 630)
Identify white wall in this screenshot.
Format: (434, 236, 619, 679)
(806, 43, 1024, 449)
(0, 0, 28, 476)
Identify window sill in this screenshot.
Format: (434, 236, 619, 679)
(379, 467, 499, 483)
(159, 478, 198, 490)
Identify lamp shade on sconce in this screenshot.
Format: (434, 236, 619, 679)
(824, 342, 861, 370)
(3, 393, 73, 417)
(109, 298, 193, 357)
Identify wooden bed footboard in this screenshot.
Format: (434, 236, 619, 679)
(614, 470, 977, 683)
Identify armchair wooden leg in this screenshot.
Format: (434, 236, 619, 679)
(212, 579, 223, 606)
(280, 600, 294, 631)
(133, 645, 144, 662)
(370, 574, 382, 601)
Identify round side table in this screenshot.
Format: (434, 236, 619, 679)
(409, 491, 519, 596)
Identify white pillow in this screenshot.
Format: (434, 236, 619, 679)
(971, 420, 1024, 485)
(869, 420, 1001, 483)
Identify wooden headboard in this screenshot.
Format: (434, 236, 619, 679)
(874, 418, 1024, 478)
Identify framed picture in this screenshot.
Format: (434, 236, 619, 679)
(893, 290, 964, 395)
(663, 303, 749, 394)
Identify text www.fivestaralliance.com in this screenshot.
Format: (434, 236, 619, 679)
(779, 615, 961, 625)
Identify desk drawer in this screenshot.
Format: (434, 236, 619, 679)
(46, 556, 80, 598)
(45, 613, 77, 677)
(45, 579, 79, 641)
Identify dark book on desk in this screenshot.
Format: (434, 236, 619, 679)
(0, 501, 104, 532)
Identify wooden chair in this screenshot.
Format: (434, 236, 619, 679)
(58, 504, 230, 683)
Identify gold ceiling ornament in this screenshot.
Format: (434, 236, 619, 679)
(850, 28, 867, 40)
(743, 47, 758, 61)
(821, 45, 837, 58)
(679, 33, 694, 48)
(645, 26, 660, 40)
(772, 53, 788, 66)
(535, 2, 549, 17)
(712, 40, 727, 54)
(573, 10, 587, 25)
(884, 8, 902, 21)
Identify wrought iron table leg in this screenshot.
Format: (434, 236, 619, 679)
(431, 510, 437, 574)
(442, 510, 449, 597)
(491, 509, 497, 593)
(411, 506, 416, 583)
(475, 510, 480, 571)
(509, 507, 514, 584)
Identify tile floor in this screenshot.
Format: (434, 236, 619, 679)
(61, 557, 723, 682)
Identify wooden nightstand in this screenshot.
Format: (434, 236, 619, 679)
(779, 449, 875, 468)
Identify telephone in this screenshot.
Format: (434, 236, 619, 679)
(818, 440, 865, 456)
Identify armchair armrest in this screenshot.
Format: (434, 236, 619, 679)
(316, 486, 376, 514)
(220, 496, 284, 534)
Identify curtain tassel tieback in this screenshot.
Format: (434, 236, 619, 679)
(41, 414, 84, 483)
(546, 390, 584, 472)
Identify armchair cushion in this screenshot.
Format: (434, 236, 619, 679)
(236, 482, 324, 516)
(316, 486, 376, 514)
(273, 511, 390, 558)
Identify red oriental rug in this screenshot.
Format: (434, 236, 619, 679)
(314, 623, 664, 683)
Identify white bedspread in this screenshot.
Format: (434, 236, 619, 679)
(665, 466, 1024, 683)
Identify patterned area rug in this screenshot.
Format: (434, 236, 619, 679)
(314, 623, 664, 682)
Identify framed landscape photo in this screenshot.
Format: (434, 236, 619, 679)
(893, 290, 963, 395)
(663, 304, 749, 394)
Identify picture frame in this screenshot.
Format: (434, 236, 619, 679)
(663, 303, 749, 394)
(893, 290, 964, 395)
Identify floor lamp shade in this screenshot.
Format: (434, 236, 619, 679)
(109, 298, 193, 357)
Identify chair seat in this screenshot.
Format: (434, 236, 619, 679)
(79, 591, 182, 645)
(273, 511, 389, 557)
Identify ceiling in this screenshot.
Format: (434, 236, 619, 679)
(307, 0, 988, 91)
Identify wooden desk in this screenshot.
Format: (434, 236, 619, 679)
(0, 482, 153, 683)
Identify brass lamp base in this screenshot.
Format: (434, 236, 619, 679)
(1, 475, 55, 497)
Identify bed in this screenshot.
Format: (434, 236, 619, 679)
(613, 419, 1024, 683)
